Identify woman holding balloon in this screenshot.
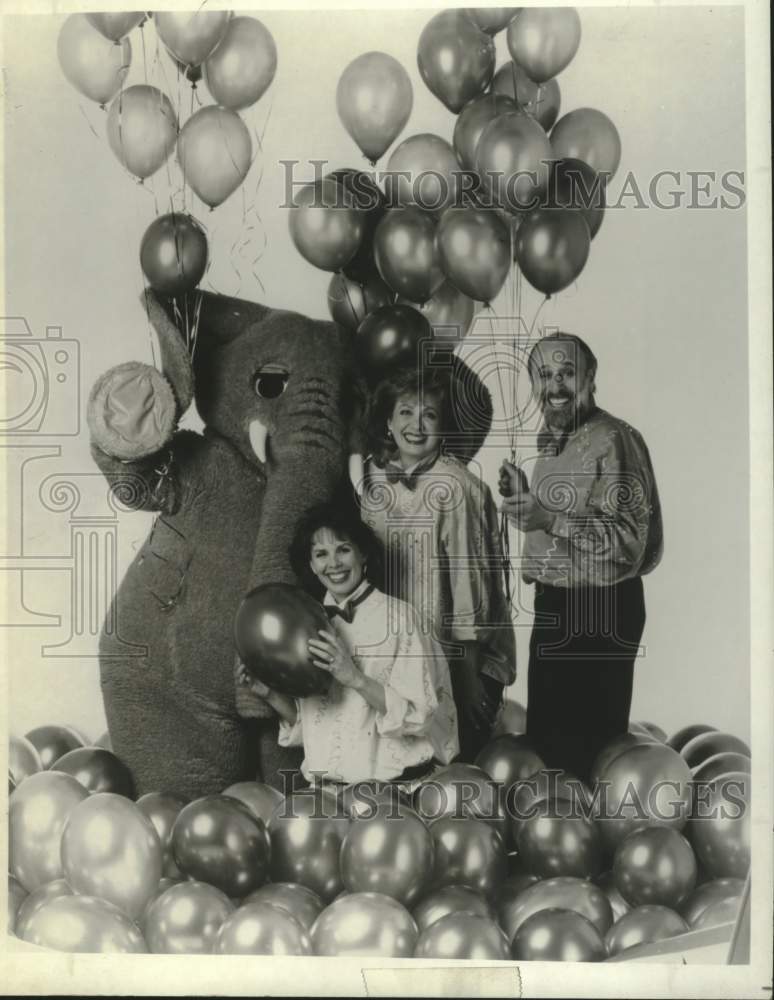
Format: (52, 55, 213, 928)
(238, 502, 459, 788)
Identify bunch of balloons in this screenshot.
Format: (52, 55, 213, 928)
(7, 706, 750, 959)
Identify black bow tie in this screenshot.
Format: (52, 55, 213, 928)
(325, 584, 374, 624)
(383, 455, 438, 491)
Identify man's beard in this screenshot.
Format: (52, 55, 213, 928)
(541, 390, 577, 430)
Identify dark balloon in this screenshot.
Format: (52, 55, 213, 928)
(667, 724, 717, 752)
(267, 789, 350, 902)
(328, 271, 394, 331)
(436, 207, 511, 306)
(476, 111, 553, 214)
(327, 169, 387, 282)
(412, 884, 494, 932)
(137, 791, 189, 878)
(221, 781, 284, 826)
(589, 731, 657, 785)
(452, 93, 516, 171)
(516, 798, 604, 879)
(475, 733, 544, 790)
(613, 827, 697, 909)
(466, 8, 521, 35)
(512, 907, 606, 961)
(692, 752, 751, 782)
(515, 208, 590, 296)
(25, 725, 85, 770)
(214, 901, 313, 954)
(417, 10, 496, 113)
(340, 809, 434, 906)
(414, 911, 511, 959)
(234, 583, 331, 698)
(491, 62, 561, 132)
(53, 746, 135, 797)
(140, 213, 208, 297)
(498, 876, 613, 942)
(374, 207, 444, 303)
(687, 771, 751, 879)
(548, 158, 605, 238)
(401, 281, 477, 345)
(171, 795, 271, 898)
(337, 780, 415, 820)
(414, 763, 506, 838)
(679, 877, 745, 928)
(605, 904, 688, 957)
(506, 7, 581, 84)
(355, 304, 431, 382)
(386, 133, 461, 214)
(311, 892, 418, 957)
(550, 108, 622, 180)
(288, 176, 365, 272)
(144, 880, 234, 953)
(243, 882, 325, 931)
(429, 815, 507, 898)
(639, 721, 669, 743)
(680, 731, 751, 769)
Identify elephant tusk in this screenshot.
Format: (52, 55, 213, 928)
(349, 453, 365, 497)
(249, 418, 269, 465)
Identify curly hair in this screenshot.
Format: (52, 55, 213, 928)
(366, 367, 453, 468)
(289, 501, 385, 597)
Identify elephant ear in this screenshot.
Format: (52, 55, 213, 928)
(140, 290, 195, 414)
(445, 352, 493, 465)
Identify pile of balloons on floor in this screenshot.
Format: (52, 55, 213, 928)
(8, 711, 750, 959)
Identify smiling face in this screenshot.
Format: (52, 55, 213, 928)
(529, 339, 595, 432)
(386, 391, 443, 468)
(309, 527, 367, 600)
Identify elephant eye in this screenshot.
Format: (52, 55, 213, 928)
(253, 368, 288, 400)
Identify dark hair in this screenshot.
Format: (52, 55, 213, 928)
(366, 367, 453, 467)
(289, 502, 385, 597)
(527, 332, 598, 383)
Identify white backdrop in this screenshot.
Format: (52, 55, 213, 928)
(3, 5, 750, 744)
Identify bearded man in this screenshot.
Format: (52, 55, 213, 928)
(499, 333, 663, 783)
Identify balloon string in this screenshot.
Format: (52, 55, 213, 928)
(77, 103, 100, 140)
(485, 307, 510, 440)
(140, 18, 148, 85)
(529, 295, 549, 339)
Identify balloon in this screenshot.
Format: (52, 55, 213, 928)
(548, 158, 605, 238)
(401, 281, 476, 346)
(516, 798, 604, 879)
(311, 892, 418, 957)
(203, 16, 276, 111)
(691, 893, 743, 930)
(234, 583, 332, 697)
(491, 62, 561, 132)
(412, 885, 494, 932)
(499, 876, 613, 942)
(13, 879, 74, 940)
(436, 207, 510, 306)
(681, 731, 751, 769)
(605, 905, 688, 957)
(386, 134, 461, 213)
(355, 304, 431, 381)
(639, 721, 669, 743)
(551, 108, 622, 180)
(687, 771, 751, 879)
(178, 106, 252, 209)
(53, 746, 135, 796)
(19, 895, 147, 953)
(144, 880, 234, 953)
(506, 7, 581, 84)
(515, 208, 590, 295)
(415, 911, 511, 959)
(139, 877, 181, 934)
(613, 827, 697, 909)
(57, 14, 131, 107)
(171, 795, 270, 898)
(8, 875, 28, 935)
(429, 815, 507, 898)
(692, 752, 751, 782)
(214, 901, 313, 955)
(340, 809, 435, 905)
(136, 791, 188, 878)
(595, 871, 631, 923)
(267, 789, 350, 902)
(154, 11, 231, 69)
(61, 792, 163, 920)
(476, 111, 553, 214)
(25, 725, 85, 770)
(222, 781, 284, 826)
(243, 883, 324, 931)
(512, 907, 606, 961)
(507, 769, 591, 826)
(417, 10, 496, 113)
(327, 169, 388, 282)
(9, 771, 89, 891)
(106, 85, 177, 181)
(140, 213, 208, 296)
(590, 731, 657, 784)
(453, 93, 516, 171)
(328, 271, 394, 331)
(374, 207, 444, 303)
(414, 763, 505, 835)
(336, 52, 413, 163)
(493, 698, 527, 736)
(287, 176, 365, 273)
(86, 12, 145, 42)
(466, 8, 522, 35)
(9, 734, 42, 785)
(667, 723, 717, 752)
(679, 878, 745, 928)
(595, 743, 694, 851)
(173, 57, 202, 85)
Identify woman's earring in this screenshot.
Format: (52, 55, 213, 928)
(386, 427, 394, 440)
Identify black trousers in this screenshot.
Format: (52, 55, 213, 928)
(526, 577, 646, 785)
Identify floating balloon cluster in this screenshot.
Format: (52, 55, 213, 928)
(287, 6, 622, 385)
(8, 713, 750, 959)
(57, 11, 278, 299)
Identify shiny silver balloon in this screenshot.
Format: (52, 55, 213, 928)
(612, 827, 697, 909)
(605, 904, 688, 957)
(679, 877, 745, 927)
(222, 781, 284, 826)
(13, 879, 74, 940)
(512, 907, 606, 961)
(418, 10, 496, 113)
(499, 876, 613, 943)
(412, 884, 494, 932)
(144, 880, 234, 953)
(340, 809, 435, 906)
(19, 895, 147, 953)
(242, 882, 325, 932)
(429, 815, 507, 898)
(25, 725, 85, 770)
(414, 911, 511, 959)
(311, 892, 418, 957)
(136, 791, 188, 878)
(214, 901, 313, 954)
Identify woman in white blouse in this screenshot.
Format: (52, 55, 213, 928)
(239, 503, 459, 787)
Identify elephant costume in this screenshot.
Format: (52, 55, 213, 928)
(88, 289, 492, 800)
